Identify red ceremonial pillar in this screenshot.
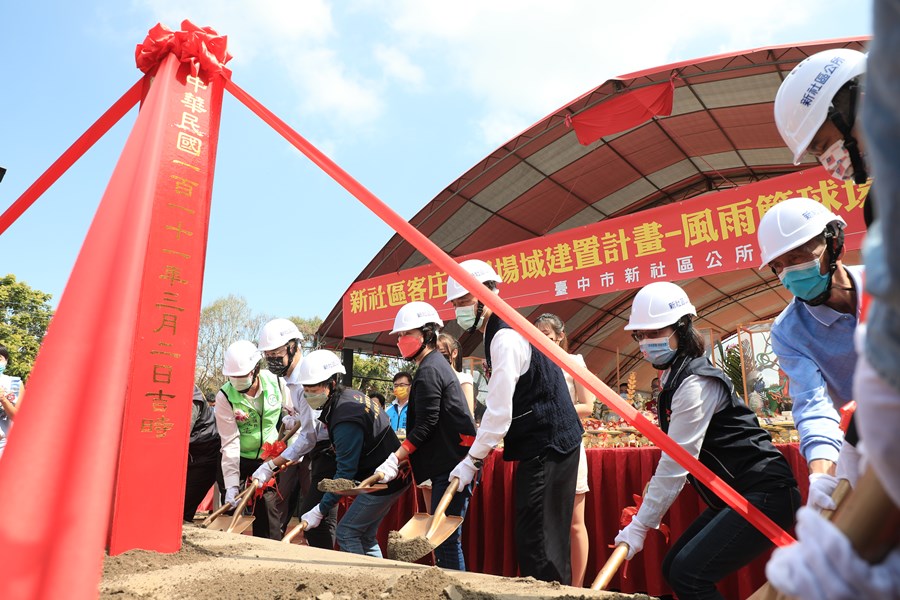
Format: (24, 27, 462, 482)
(0, 22, 230, 599)
(107, 50, 226, 554)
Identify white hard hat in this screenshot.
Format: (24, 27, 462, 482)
(774, 48, 866, 164)
(445, 259, 503, 303)
(258, 318, 303, 351)
(297, 349, 346, 385)
(391, 301, 444, 334)
(757, 197, 846, 268)
(625, 282, 697, 331)
(222, 340, 262, 376)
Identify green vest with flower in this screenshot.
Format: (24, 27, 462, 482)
(222, 370, 283, 459)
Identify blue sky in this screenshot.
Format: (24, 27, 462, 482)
(0, 1, 872, 322)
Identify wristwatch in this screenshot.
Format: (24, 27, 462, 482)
(468, 454, 484, 469)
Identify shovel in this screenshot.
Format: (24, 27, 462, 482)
(590, 543, 630, 590)
(390, 477, 463, 562)
(282, 519, 308, 544)
(327, 472, 388, 496)
(203, 481, 259, 534)
(746, 478, 852, 600)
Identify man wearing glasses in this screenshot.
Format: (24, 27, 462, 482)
(387, 372, 412, 433)
(757, 198, 863, 513)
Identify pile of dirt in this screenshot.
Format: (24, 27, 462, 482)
(99, 526, 654, 600)
(386, 531, 435, 562)
(318, 478, 360, 492)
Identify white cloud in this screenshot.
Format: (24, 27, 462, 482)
(133, 0, 861, 149)
(375, 0, 836, 146)
(373, 44, 425, 89)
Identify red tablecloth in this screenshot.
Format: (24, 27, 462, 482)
(371, 443, 808, 597)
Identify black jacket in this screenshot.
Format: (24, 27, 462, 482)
(407, 350, 477, 481)
(659, 355, 798, 509)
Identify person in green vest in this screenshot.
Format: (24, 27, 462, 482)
(214, 340, 292, 540)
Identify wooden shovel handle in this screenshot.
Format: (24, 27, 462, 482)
(226, 480, 258, 533)
(200, 483, 255, 528)
(359, 472, 384, 489)
(425, 477, 459, 539)
(590, 543, 629, 590)
(747, 478, 863, 600)
(281, 520, 308, 543)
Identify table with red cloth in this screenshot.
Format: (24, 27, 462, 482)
(369, 443, 808, 597)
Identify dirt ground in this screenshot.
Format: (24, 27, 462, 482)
(100, 526, 655, 600)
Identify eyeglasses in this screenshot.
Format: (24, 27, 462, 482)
(393, 383, 410, 388)
(264, 349, 288, 360)
(630, 328, 670, 343)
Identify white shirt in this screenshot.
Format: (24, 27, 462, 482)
(215, 375, 292, 490)
(469, 327, 531, 460)
(280, 361, 329, 463)
(635, 371, 730, 528)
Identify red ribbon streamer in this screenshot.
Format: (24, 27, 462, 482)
(223, 78, 795, 548)
(135, 20, 232, 78)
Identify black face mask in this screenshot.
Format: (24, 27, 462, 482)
(266, 341, 297, 377)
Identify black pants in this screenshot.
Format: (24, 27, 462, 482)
(514, 445, 579, 585)
(183, 456, 220, 522)
(239, 457, 283, 540)
(298, 447, 338, 549)
(660, 486, 801, 600)
(276, 461, 302, 533)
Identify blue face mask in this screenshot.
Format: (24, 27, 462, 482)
(639, 334, 677, 367)
(779, 258, 830, 301)
(0, 361, 5, 375)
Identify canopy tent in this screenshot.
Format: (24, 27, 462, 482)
(316, 37, 868, 388)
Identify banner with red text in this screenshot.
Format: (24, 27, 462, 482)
(343, 169, 868, 337)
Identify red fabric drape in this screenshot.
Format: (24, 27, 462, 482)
(365, 444, 805, 596)
(568, 80, 675, 145)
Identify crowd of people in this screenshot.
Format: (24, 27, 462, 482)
(172, 38, 899, 598)
(4, 27, 897, 599)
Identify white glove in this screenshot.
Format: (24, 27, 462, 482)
(282, 415, 297, 431)
(767, 507, 900, 600)
(808, 472, 839, 512)
(301, 505, 324, 530)
(252, 460, 277, 485)
(377, 453, 400, 483)
(449, 455, 480, 491)
(614, 517, 650, 560)
(223, 486, 240, 510)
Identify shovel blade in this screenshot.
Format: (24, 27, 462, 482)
(424, 515, 463, 548)
(226, 515, 256, 534)
(396, 512, 433, 538)
(335, 483, 388, 496)
(396, 512, 463, 548)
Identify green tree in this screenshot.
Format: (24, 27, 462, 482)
(289, 316, 323, 350)
(351, 352, 415, 397)
(0, 274, 53, 380)
(195, 295, 267, 398)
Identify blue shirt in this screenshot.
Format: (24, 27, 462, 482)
(386, 400, 408, 431)
(770, 265, 863, 464)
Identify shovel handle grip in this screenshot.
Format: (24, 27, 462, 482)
(359, 472, 383, 488)
(590, 543, 629, 591)
(200, 483, 256, 528)
(281, 520, 308, 543)
(226, 480, 258, 533)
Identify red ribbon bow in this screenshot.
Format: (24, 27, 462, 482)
(620, 494, 670, 543)
(135, 20, 233, 78)
(260, 440, 287, 461)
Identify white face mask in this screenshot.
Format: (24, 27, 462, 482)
(229, 374, 254, 392)
(639, 333, 677, 366)
(818, 139, 855, 181)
